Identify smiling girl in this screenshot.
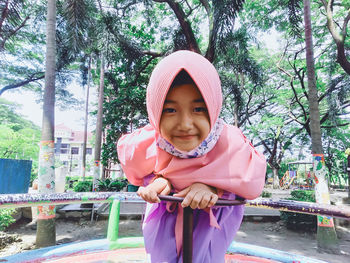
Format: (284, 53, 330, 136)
(117, 50, 266, 263)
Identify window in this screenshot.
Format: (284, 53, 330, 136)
(71, 147, 79, 155)
(60, 144, 69, 154)
(86, 148, 92, 155)
(55, 138, 62, 154)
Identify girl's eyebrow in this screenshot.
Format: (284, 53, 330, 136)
(194, 98, 205, 103)
(164, 99, 176, 104)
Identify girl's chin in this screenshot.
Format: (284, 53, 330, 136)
(173, 143, 199, 152)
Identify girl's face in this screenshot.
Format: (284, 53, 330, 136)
(159, 83, 210, 152)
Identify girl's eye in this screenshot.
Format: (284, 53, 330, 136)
(194, 107, 207, 113)
(162, 108, 176, 113)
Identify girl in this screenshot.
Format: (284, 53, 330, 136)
(117, 50, 266, 263)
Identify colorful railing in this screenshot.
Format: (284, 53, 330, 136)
(0, 192, 349, 219)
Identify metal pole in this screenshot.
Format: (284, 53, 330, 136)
(347, 154, 350, 199)
(182, 206, 193, 263)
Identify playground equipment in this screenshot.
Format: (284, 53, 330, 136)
(280, 161, 313, 189)
(1, 192, 349, 263)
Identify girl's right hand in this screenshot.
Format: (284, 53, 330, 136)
(137, 176, 171, 203)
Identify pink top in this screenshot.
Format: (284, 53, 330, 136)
(118, 123, 266, 200)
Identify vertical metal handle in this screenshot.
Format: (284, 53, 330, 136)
(183, 206, 193, 263)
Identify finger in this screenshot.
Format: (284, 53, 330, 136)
(189, 191, 203, 209)
(181, 188, 197, 208)
(173, 186, 191, 197)
(159, 185, 171, 195)
(207, 194, 218, 208)
(137, 186, 145, 196)
(198, 193, 212, 209)
(149, 190, 160, 203)
(138, 188, 159, 203)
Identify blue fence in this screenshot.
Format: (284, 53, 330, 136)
(0, 158, 32, 194)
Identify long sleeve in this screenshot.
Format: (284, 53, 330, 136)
(117, 125, 157, 186)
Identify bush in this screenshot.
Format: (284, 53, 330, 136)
(66, 176, 93, 190)
(66, 176, 93, 183)
(73, 180, 93, 192)
(280, 189, 317, 232)
(290, 189, 315, 202)
(261, 191, 272, 198)
(96, 178, 128, 192)
(0, 209, 16, 231)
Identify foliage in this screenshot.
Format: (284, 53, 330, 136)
(280, 190, 317, 232)
(96, 178, 128, 192)
(290, 189, 316, 202)
(73, 180, 93, 192)
(238, 0, 350, 185)
(0, 0, 85, 108)
(0, 98, 40, 180)
(0, 208, 16, 231)
(261, 191, 272, 198)
(66, 175, 93, 182)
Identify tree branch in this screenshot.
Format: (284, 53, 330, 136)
(318, 75, 345, 102)
(199, 0, 216, 62)
(342, 9, 350, 39)
(162, 0, 200, 53)
(0, 15, 30, 50)
(321, 122, 350, 128)
(130, 52, 165, 87)
(323, 0, 350, 74)
(0, 0, 10, 35)
(0, 73, 44, 96)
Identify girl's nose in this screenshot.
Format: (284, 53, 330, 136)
(178, 112, 193, 131)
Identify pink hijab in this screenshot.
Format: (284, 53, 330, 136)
(117, 50, 266, 200)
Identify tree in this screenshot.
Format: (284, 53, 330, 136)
(36, 0, 56, 248)
(0, 0, 90, 108)
(93, 54, 105, 187)
(321, 0, 350, 75)
(81, 56, 92, 178)
(0, 0, 32, 51)
(303, 0, 339, 253)
(0, 98, 40, 162)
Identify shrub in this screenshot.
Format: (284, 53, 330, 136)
(290, 189, 315, 202)
(280, 189, 317, 232)
(66, 176, 93, 183)
(0, 209, 16, 231)
(96, 178, 128, 192)
(261, 191, 272, 198)
(73, 180, 93, 192)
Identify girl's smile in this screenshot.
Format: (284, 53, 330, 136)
(159, 83, 210, 152)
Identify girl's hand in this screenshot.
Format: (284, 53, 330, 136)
(137, 176, 171, 203)
(174, 182, 218, 209)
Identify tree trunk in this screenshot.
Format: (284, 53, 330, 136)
(82, 56, 91, 179)
(93, 54, 104, 190)
(347, 153, 350, 199)
(272, 167, 280, 189)
(36, 0, 56, 248)
(303, 0, 339, 253)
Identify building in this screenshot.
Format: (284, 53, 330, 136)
(54, 123, 94, 176)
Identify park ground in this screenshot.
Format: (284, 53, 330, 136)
(0, 188, 350, 263)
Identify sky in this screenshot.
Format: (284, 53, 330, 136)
(3, 81, 97, 132)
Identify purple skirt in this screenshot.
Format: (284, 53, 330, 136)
(142, 193, 244, 263)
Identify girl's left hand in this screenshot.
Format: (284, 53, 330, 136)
(174, 182, 218, 209)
